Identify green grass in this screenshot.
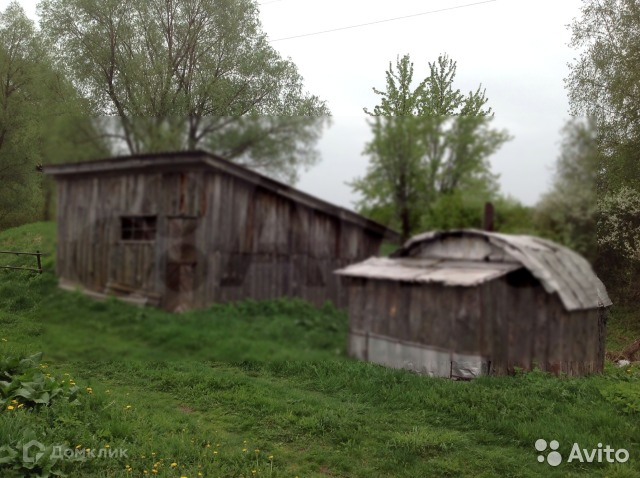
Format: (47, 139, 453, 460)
(1, 222, 639, 477)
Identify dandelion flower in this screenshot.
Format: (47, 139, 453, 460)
(6, 405, 14, 410)
(268, 455, 273, 460)
(242, 448, 247, 453)
(125, 405, 132, 409)
(170, 462, 178, 468)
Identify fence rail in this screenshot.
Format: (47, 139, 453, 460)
(0, 250, 44, 273)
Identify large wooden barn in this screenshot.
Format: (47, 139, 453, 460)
(43, 150, 399, 312)
(335, 229, 612, 378)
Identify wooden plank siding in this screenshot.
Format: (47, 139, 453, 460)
(52, 161, 392, 312)
(345, 272, 604, 377)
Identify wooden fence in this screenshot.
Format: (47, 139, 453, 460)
(0, 250, 43, 273)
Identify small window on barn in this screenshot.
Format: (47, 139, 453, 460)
(121, 216, 157, 241)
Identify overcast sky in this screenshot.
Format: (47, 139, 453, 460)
(17, 0, 583, 210)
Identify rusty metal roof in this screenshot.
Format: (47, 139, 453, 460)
(335, 229, 612, 311)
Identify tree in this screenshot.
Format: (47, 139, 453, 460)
(0, 2, 93, 228)
(566, 0, 640, 303)
(566, 0, 640, 194)
(533, 117, 599, 263)
(598, 186, 640, 301)
(351, 54, 510, 241)
(37, 0, 331, 183)
(91, 116, 329, 183)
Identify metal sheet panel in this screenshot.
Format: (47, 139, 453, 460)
(415, 267, 514, 286)
(335, 256, 520, 287)
(373, 229, 612, 312)
(352, 332, 488, 378)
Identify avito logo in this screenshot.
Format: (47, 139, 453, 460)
(535, 439, 630, 466)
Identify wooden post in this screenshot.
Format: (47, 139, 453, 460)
(36, 250, 42, 273)
(484, 202, 494, 232)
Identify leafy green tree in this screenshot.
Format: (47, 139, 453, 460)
(37, 0, 331, 183)
(597, 186, 640, 302)
(351, 54, 510, 241)
(533, 117, 599, 263)
(566, 1, 640, 303)
(0, 2, 91, 228)
(566, 0, 640, 194)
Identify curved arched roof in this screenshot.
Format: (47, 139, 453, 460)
(336, 229, 612, 312)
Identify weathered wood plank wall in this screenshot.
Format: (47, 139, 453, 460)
(346, 271, 603, 377)
(55, 166, 387, 311)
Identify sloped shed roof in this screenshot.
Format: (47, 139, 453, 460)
(42, 150, 400, 241)
(335, 229, 612, 312)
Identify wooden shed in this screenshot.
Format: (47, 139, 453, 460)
(43, 150, 399, 312)
(335, 229, 612, 378)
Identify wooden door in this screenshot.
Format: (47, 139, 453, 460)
(164, 217, 198, 312)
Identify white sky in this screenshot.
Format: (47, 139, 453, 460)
(16, 0, 582, 210)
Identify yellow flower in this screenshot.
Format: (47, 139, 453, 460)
(254, 449, 260, 453)
(10, 399, 17, 404)
(170, 462, 177, 468)
(143, 471, 148, 475)
(205, 444, 211, 448)
(251, 471, 256, 475)
(75, 444, 82, 449)
(213, 451, 218, 455)
(242, 448, 247, 452)
(85, 448, 91, 453)
(125, 405, 132, 409)
(86, 387, 93, 394)
(104, 444, 110, 448)
(152, 470, 158, 475)
(268, 455, 273, 460)
(17, 404, 23, 408)
(198, 473, 203, 477)
(6, 405, 14, 410)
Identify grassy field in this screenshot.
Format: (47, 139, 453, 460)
(0, 222, 639, 477)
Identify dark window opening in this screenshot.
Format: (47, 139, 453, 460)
(121, 216, 157, 241)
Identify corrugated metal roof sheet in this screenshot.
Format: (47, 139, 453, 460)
(336, 229, 612, 312)
(336, 257, 521, 286)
